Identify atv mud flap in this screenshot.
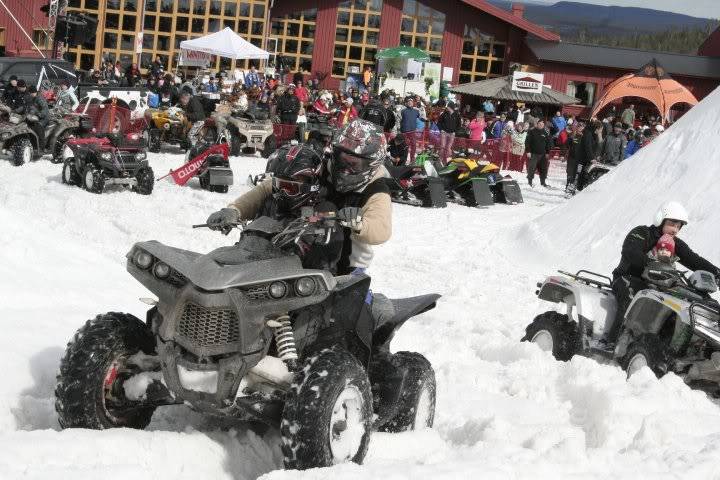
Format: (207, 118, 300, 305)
(461, 178, 494, 207)
(423, 177, 447, 208)
(494, 178, 524, 204)
(208, 167, 234, 186)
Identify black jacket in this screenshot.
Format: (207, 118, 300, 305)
(2, 86, 24, 110)
(18, 94, 49, 122)
(612, 225, 719, 279)
(359, 100, 390, 130)
(180, 96, 206, 123)
(525, 128, 551, 155)
(437, 110, 461, 134)
(578, 128, 599, 164)
(277, 93, 300, 115)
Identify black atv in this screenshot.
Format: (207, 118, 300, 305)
(55, 212, 439, 470)
(0, 103, 42, 166)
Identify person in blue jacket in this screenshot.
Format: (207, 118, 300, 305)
(551, 111, 567, 137)
(491, 113, 507, 139)
(624, 131, 645, 159)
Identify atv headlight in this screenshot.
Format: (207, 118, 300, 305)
(694, 310, 720, 332)
(134, 250, 153, 269)
(62, 145, 73, 159)
(268, 281, 288, 299)
(295, 277, 316, 297)
(163, 123, 171, 130)
(153, 262, 170, 279)
(100, 152, 112, 160)
(135, 152, 147, 161)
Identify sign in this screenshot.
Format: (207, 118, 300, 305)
(179, 49, 212, 67)
(442, 66, 454, 82)
(136, 31, 143, 54)
(511, 71, 544, 94)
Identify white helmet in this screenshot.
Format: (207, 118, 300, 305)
(653, 201, 689, 227)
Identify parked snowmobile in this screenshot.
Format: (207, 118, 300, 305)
(582, 160, 617, 188)
(55, 211, 439, 470)
(438, 157, 522, 207)
(61, 104, 153, 194)
(384, 158, 446, 208)
(523, 265, 720, 393)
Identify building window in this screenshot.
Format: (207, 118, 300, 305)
(399, 0, 444, 63)
(32, 30, 53, 50)
(270, 8, 316, 74)
(567, 81, 596, 106)
(332, 0, 381, 78)
(459, 25, 505, 83)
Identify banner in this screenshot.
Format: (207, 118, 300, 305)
(511, 71, 544, 94)
(167, 143, 229, 186)
(180, 49, 212, 67)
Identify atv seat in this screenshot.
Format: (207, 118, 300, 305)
(372, 293, 440, 329)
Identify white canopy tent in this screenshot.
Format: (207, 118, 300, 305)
(179, 27, 269, 60)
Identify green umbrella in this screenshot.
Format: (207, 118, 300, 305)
(376, 46, 431, 62)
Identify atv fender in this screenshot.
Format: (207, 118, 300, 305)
(538, 276, 617, 340)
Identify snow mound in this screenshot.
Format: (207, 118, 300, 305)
(517, 86, 720, 272)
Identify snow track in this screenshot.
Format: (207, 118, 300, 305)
(2, 118, 720, 478)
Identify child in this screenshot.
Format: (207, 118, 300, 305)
(649, 234, 677, 265)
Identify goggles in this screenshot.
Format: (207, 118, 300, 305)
(272, 176, 318, 197)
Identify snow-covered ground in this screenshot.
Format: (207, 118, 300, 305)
(2, 93, 720, 479)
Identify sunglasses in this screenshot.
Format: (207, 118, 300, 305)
(272, 177, 317, 197)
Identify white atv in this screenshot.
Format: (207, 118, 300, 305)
(523, 266, 720, 392)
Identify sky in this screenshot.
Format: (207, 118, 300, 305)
(534, 0, 720, 19)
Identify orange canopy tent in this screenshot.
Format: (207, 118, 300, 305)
(591, 59, 698, 122)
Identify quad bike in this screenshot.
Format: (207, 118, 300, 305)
(144, 106, 191, 152)
(211, 107, 276, 158)
(61, 105, 154, 195)
(437, 157, 523, 207)
(0, 103, 42, 166)
(172, 140, 234, 193)
(384, 157, 446, 208)
(522, 265, 720, 393)
(55, 211, 439, 470)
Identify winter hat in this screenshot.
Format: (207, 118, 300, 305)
(344, 98, 353, 105)
(17, 79, 27, 87)
(654, 234, 675, 257)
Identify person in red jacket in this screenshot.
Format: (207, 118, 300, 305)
(294, 82, 309, 105)
(336, 98, 358, 127)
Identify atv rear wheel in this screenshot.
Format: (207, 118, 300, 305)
(522, 312, 579, 361)
(378, 351, 436, 433)
(621, 334, 670, 378)
(51, 130, 74, 164)
(12, 137, 33, 166)
(133, 167, 154, 195)
(261, 134, 277, 159)
(281, 346, 372, 470)
(55, 312, 158, 429)
(82, 165, 105, 193)
(62, 161, 80, 186)
(148, 130, 162, 153)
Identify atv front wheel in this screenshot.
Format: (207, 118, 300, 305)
(62, 161, 80, 186)
(55, 312, 158, 429)
(378, 351, 436, 433)
(281, 347, 372, 470)
(261, 134, 277, 159)
(522, 312, 579, 361)
(12, 137, 33, 166)
(133, 167, 154, 195)
(82, 165, 105, 194)
(621, 334, 670, 378)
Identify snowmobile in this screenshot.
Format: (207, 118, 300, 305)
(61, 104, 154, 195)
(55, 211, 439, 470)
(383, 158, 446, 208)
(175, 141, 234, 193)
(211, 107, 276, 157)
(523, 265, 720, 392)
(582, 160, 618, 189)
(438, 157, 523, 207)
(0, 102, 43, 166)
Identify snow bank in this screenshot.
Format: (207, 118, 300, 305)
(516, 86, 720, 272)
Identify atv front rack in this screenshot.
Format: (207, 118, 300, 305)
(558, 270, 612, 289)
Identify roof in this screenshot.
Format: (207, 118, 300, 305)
(460, 1, 560, 42)
(450, 75, 579, 105)
(698, 25, 720, 56)
(526, 38, 720, 80)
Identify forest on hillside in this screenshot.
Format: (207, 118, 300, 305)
(559, 23, 719, 54)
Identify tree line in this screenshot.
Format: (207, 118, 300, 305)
(560, 22, 719, 55)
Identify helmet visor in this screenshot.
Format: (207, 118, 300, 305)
(334, 150, 369, 175)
